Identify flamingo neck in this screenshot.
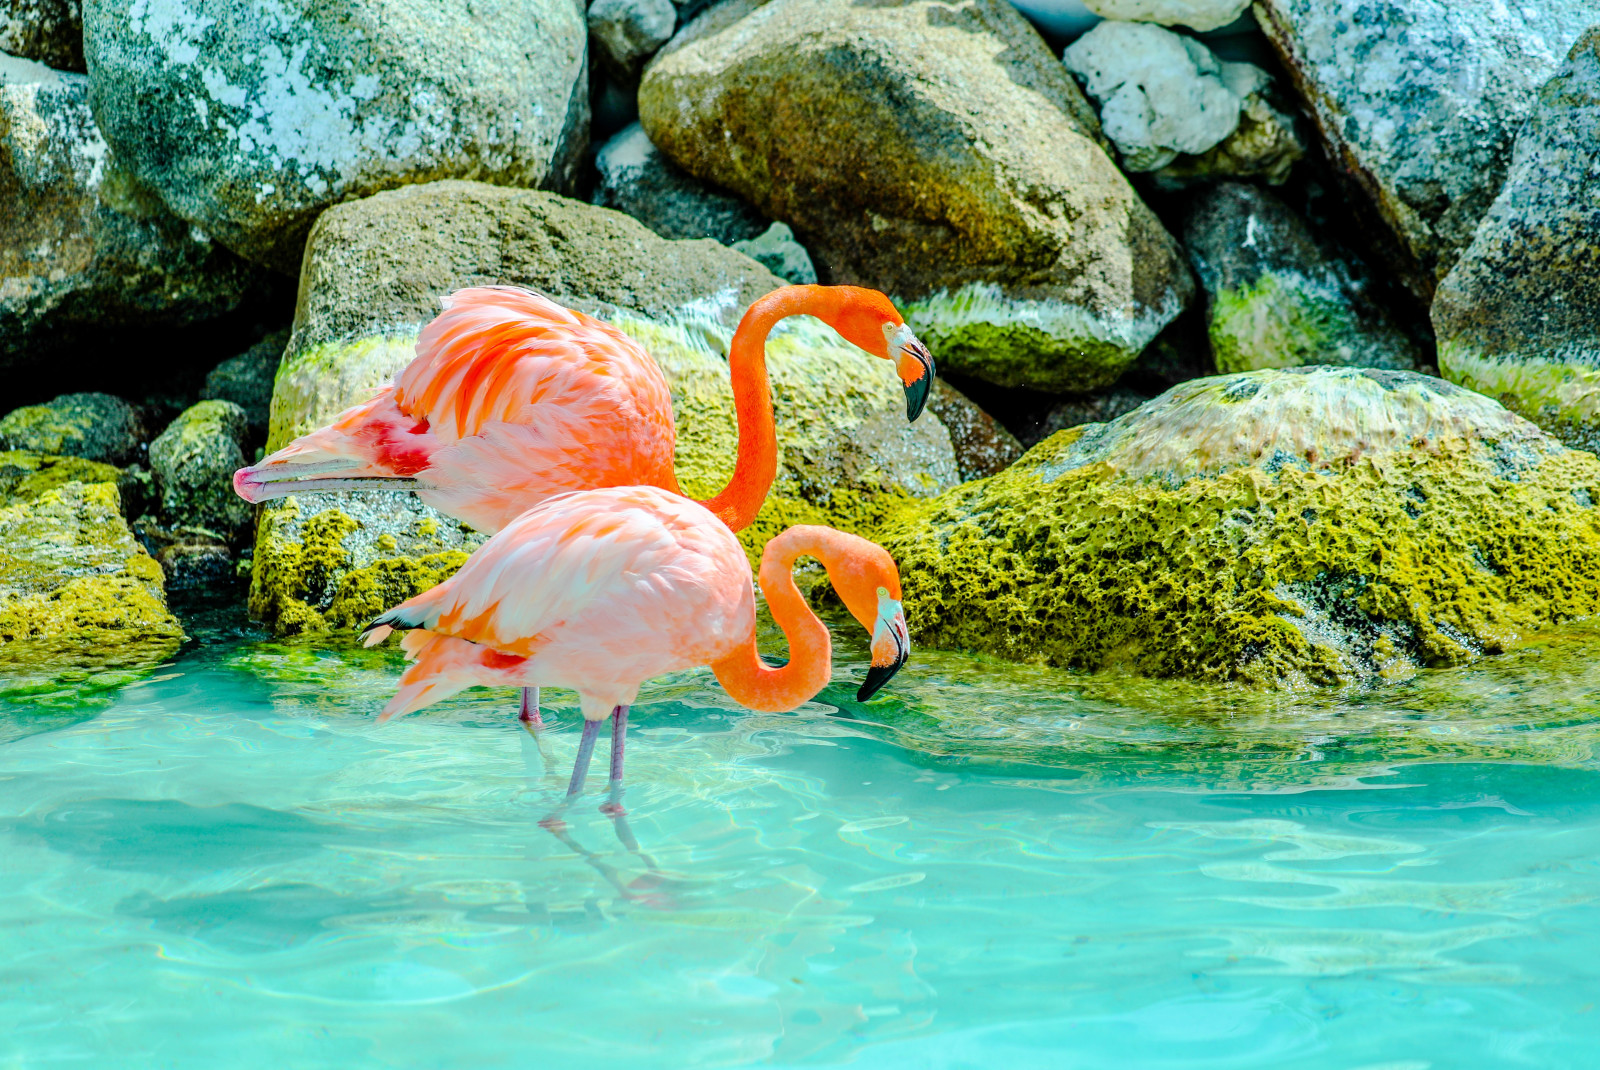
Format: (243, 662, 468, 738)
(711, 526, 840, 713)
(698, 286, 846, 531)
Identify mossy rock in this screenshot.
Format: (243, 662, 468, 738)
(880, 366, 1600, 690)
(0, 450, 123, 508)
(0, 392, 144, 465)
(0, 480, 182, 673)
(148, 399, 252, 538)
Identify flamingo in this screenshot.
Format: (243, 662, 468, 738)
(234, 283, 933, 729)
(359, 484, 911, 806)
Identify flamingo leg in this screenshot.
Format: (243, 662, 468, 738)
(566, 714, 606, 797)
(518, 686, 543, 731)
(601, 704, 630, 816)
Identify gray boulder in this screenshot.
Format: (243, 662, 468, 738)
(639, 0, 1194, 393)
(1183, 183, 1422, 375)
(588, 0, 675, 83)
(0, 392, 143, 464)
(1435, 29, 1600, 454)
(1083, 0, 1247, 32)
(592, 122, 769, 244)
(1256, 0, 1593, 300)
(200, 329, 289, 442)
(1, 0, 83, 69)
(148, 400, 252, 538)
(1, 57, 257, 373)
(82, 0, 590, 272)
(731, 222, 817, 286)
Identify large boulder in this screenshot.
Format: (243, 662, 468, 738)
(0, 480, 182, 669)
(2, 0, 84, 70)
(0, 392, 143, 465)
(1, 57, 257, 373)
(1183, 183, 1422, 374)
(252, 180, 961, 634)
(882, 367, 1600, 690)
(81, 0, 589, 273)
(639, 0, 1193, 393)
(148, 399, 252, 538)
(592, 122, 768, 244)
(1434, 29, 1600, 454)
(1255, 0, 1594, 301)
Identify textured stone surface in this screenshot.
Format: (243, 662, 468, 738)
(1, 58, 257, 372)
(1256, 0, 1593, 300)
(588, 0, 675, 82)
(731, 222, 817, 286)
(82, 0, 589, 272)
(1, 0, 83, 69)
(927, 381, 1023, 482)
(592, 122, 768, 244)
(250, 179, 960, 633)
(0, 449, 120, 507)
(1184, 182, 1422, 374)
(640, 0, 1193, 392)
(1084, 0, 1248, 32)
(200, 328, 288, 442)
(1149, 65, 1301, 188)
(1435, 29, 1600, 455)
(0, 480, 182, 665)
(883, 367, 1600, 689)
(148, 400, 252, 538)
(0, 392, 142, 464)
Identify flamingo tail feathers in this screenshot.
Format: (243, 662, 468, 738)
(375, 631, 478, 722)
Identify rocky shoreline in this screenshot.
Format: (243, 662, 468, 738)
(4, 0, 1597, 695)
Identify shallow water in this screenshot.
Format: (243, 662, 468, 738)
(4, 615, 1600, 1067)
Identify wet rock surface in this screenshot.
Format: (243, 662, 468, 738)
(1434, 29, 1600, 454)
(640, 0, 1193, 393)
(148, 400, 252, 539)
(0, 392, 142, 464)
(82, 0, 590, 272)
(1255, 0, 1594, 300)
(1, 58, 258, 373)
(592, 122, 769, 244)
(883, 367, 1600, 690)
(927, 381, 1024, 483)
(1183, 182, 1422, 374)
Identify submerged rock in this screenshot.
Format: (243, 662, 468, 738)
(1434, 29, 1600, 455)
(1082, 0, 1247, 33)
(882, 367, 1600, 690)
(0, 392, 142, 465)
(639, 0, 1193, 393)
(592, 122, 769, 244)
(1183, 183, 1421, 374)
(148, 400, 252, 539)
(1, 0, 84, 70)
(250, 179, 959, 633)
(0, 480, 182, 667)
(82, 0, 590, 272)
(0, 59, 257, 372)
(200, 329, 289, 444)
(1255, 0, 1593, 299)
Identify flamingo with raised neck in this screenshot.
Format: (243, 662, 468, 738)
(360, 485, 911, 802)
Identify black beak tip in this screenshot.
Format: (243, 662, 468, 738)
(904, 373, 932, 423)
(856, 654, 908, 702)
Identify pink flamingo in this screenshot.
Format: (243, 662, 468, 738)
(235, 283, 932, 728)
(359, 484, 910, 804)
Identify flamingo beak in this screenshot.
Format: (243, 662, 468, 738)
(889, 324, 936, 422)
(858, 594, 910, 702)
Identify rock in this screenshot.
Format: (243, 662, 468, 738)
(1255, 0, 1593, 300)
(1434, 30, 1600, 455)
(156, 538, 235, 594)
(592, 122, 768, 244)
(926, 381, 1023, 482)
(1148, 64, 1301, 188)
(1, 57, 258, 373)
(639, 0, 1193, 393)
(251, 179, 960, 633)
(1183, 183, 1422, 375)
(1064, 21, 1264, 173)
(0, 392, 143, 464)
(731, 222, 817, 286)
(81, 0, 590, 273)
(1082, 0, 1247, 32)
(148, 400, 252, 538)
(588, 0, 676, 83)
(883, 367, 1600, 689)
(200, 329, 288, 442)
(0, 449, 120, 507)
(0, 480, 182, 667)
(1, 0, 84, 69)
(1008, 1, 1101, 42)
(1032, 387, 1148, 442)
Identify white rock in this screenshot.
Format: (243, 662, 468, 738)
(1063, 21, 1242, 171)
(1083, 0, 1248, 33)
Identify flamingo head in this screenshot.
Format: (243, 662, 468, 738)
(827, 287, 937, 422)
(823, 535, 911, 702)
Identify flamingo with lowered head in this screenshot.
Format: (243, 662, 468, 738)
(235, 284, 933, 728)
(360, 484, 910, 804)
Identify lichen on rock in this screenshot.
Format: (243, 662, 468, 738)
(148, 399, 252, 538)
(0, 449, 122, 507)
(881, 367, 1600, 690)
(0, 392, 143, 465)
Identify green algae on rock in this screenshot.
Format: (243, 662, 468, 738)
(0, 450, 123, 508)
(148, 400, 252, 539)
(0, 480, 182, 673)
(0, 392, 144, 465)
(880, 366, 1600, 690)
(1434, 29, 1600, 455)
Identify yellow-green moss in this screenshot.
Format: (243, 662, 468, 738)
(323, 550, 472, 630)
(881, 368, 1600, 689)
(0, 451, 123, 508)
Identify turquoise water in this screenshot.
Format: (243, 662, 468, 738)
(4, 614, 1600, 1067)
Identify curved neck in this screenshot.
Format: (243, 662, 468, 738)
(711, 526, 837, 713)
(698, 286, 846, 531)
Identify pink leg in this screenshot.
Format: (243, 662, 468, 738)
(566, 715, 604, 797)
(518, 686, 542, 729)
(601, 705, 630, 815)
